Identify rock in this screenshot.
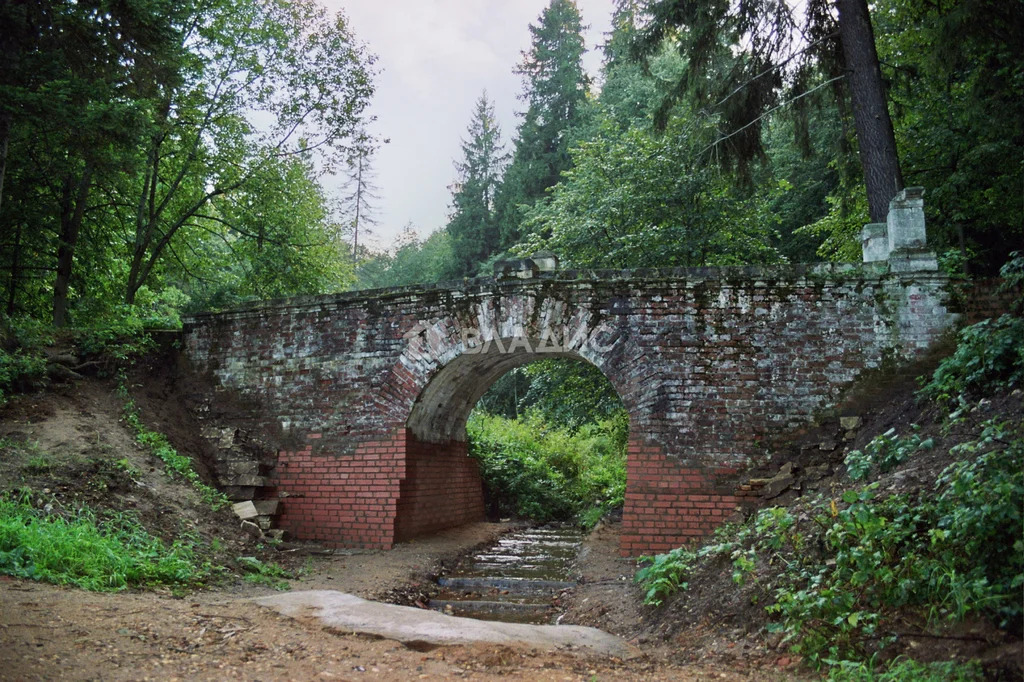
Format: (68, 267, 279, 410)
(254, 499, 279, 516)
(231, 500, 259, 520)
(224, 486, 257, 501)
(226, 474, 266, 487)
(804, 465, 831, 480)
(254, 591, 635, 657)
(839, 416, 861, 431)
(763, 472, 795, 499)
(240, 519, 263, 539)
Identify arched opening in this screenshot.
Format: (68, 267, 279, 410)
(395, 340, 629, 541)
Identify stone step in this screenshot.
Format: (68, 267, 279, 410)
(437, 577, 576, 595)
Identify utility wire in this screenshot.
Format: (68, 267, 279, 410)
(710, 32, 839, 111)
(700, 73, 846, 157)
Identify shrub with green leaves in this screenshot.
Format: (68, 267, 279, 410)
(468, 409, 627, 525)
(918, 314, 1024, 409)
(0, 348, 48, 407)
(635, 546, 697, 606)
(844, 426, 934, 480)
(0, 493, 218, 591)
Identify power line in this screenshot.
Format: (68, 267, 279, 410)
(700, 73, 846, 157)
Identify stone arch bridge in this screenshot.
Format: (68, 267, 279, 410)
(184, 254, 958, 555)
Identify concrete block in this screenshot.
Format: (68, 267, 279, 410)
(232, 501, 259, 520)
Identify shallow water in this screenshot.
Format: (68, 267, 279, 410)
(429, 525, 583, 624)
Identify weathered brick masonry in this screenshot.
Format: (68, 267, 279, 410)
(183, 260, 959, 554)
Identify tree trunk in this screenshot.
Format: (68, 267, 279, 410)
(352, 154, 363, 263)
(52, 164, 93, 327)
(5, 222, 21, 318)
(836, 0, 904, 223)
(0, 113, 10, 219)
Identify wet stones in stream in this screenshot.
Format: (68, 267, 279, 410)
(429, 525, 583, 624)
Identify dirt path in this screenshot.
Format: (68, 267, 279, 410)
(0, 522, 801, 681)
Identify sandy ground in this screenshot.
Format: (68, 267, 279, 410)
(0, 521, 801, 681)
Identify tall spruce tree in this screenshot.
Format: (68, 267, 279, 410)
(446, 92, 507, 277)
(494, 0, 590, 249)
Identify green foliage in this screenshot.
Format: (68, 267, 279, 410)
(0, 348, 48, 407)
(354, 228, 457, 290)
(0, 492, 218, 591)
(635, 546, 696, 606)
(493, 0, 590, 247)
(826, 657, 982, 682)
(874, 0, 1024, 274)
(797, 187, 870, 263)
(236, 556, 291, 591)
(446, 92, 508, 277)
(73, 309, 155, 363)
(521, 116, 782, 268)
(467, 410, 627, 525)
(1, 0, 373, 326)
(477, 359, 624, 431)
(844, 427, 933, 481)
(118, 376, 228, 510)
(918, 315, 1024, 409)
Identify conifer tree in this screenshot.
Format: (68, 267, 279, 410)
(446, 92, 507, 277)
(494, 0, 590, 248)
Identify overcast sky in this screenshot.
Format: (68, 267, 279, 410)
(316, 1, 615, 249)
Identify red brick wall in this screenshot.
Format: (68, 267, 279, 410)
(394, 435, 485, 541)
(959, 279, 1021, 323)
(620, 439, 758, 556)
(270, 431, 406, 549)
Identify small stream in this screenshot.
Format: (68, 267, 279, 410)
(430, 525, 583, 624)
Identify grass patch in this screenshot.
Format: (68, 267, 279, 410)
(236, 555, 291, 591)
(117, 374, 228, 510)
(0, 492, 221, 591)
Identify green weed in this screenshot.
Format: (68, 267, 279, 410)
(237, 555, 291, 590)
(0, 492, 218, 590)
(117, 374, 228, 510)
(844, 426, 933, 481)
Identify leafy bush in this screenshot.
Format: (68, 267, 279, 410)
(844, 426, 933, 480)
(75, 308, 155, 363)
(918, 315, 1024, 409)
(237, 555, 291, 590)
(468, 410, 627, 525)
(635, 546, 697, 606)
(0, 348, 48, 407)
(0, 493, 218, 591)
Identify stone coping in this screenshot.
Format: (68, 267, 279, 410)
(183, 260, 948, 322)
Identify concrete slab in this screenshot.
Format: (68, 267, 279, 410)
(253, 590, 634, 657)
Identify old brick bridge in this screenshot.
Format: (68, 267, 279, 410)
(183, 190, 960, 555)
